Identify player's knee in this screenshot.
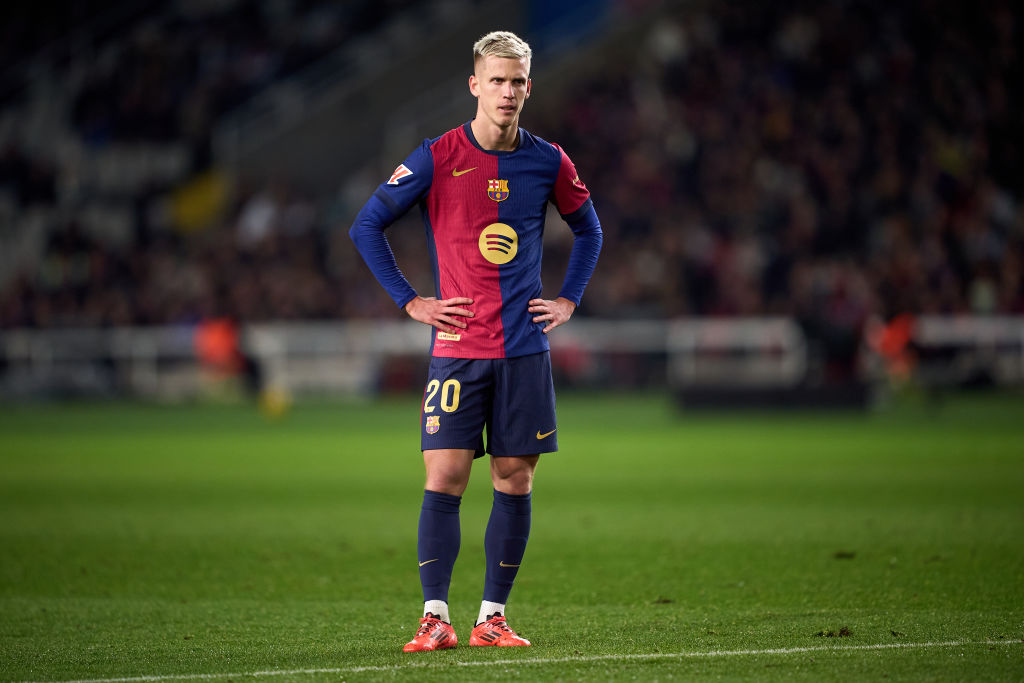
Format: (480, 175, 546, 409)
(494, 476, 532, 495)
(423, 450, 474, 495)
(424, 466, 469, 495)
(491, 458, 537, 495)
(425, 471, 470, 496)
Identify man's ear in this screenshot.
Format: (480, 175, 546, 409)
(468, 74, 479, 97)
(525, 78, 532, 99)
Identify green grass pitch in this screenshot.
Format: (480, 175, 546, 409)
(1, 391, 1022, 681)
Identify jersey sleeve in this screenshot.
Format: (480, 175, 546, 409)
(372, 139, 435, 218)
(549, 144, 602, 306)
(558, 203, 603, 305)
(348, 141, 435, 309)
(550, 143, 593, 218)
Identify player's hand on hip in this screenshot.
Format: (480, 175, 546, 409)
(529, 297, 576, 334)
(405, 296, 474, 335)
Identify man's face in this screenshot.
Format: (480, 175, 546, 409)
(469, 55, 531, 130)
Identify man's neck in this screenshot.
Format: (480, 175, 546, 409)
(471, 117, 519, 151)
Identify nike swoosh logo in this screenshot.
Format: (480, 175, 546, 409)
(536, 429, 556, 439)
(452, 167, 477, 176)
(499, 561, 520, 568)
(418, 559, 439, 567)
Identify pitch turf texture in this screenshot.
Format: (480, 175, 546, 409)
(1, 392, 1022, 682)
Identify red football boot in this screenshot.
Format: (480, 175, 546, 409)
(469, 614, 531, 647)
(403, 613, 457, 652)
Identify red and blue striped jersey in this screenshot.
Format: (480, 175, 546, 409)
(350, 122, 602, 359)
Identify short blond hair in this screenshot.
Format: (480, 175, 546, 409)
(473, 30, 532, 71)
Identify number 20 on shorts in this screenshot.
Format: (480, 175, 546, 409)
(424, 379, 461, 413)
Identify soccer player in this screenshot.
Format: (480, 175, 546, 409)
(349, 30, 602, 652)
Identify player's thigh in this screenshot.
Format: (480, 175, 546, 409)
(421, 357, 491, 457)
(487, 351, 557, 456)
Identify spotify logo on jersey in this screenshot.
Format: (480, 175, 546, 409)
(478, 223, 519, 265)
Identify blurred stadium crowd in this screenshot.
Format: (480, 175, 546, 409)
(1, 1, 1021, 340)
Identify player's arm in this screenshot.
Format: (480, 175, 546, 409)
(529, 201, 602, 333)
(530, 145, 604, 333)
(348, 144, 474, 334)
(348, 194, 418, 309)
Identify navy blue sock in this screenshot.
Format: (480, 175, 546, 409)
(482, 489, 532, 604)
(417, 490, 462, 603)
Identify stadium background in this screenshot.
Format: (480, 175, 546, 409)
(1, 0, 1021, 403)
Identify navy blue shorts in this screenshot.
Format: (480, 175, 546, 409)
(420, 351, 557, 457)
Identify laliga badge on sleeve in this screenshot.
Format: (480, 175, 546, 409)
(387, 164, 413, 185)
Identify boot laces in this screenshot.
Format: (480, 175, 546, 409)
(489, 615, 512, 632)
(416, 613, 442, 636)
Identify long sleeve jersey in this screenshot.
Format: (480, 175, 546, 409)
(350, 122, 603, 358)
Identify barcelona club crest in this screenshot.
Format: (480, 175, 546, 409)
(487, 179, 510, 202)
(425, 415, 440, 435)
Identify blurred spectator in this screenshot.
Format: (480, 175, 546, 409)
(1, 0, 1021, 340)
(535, 0, 1022, 331)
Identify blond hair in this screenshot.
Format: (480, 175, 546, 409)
(473, 30, 532, 71)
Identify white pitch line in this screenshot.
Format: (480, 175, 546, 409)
(22, 639, 1020, 683)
